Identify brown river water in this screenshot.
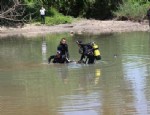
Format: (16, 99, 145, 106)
(0, 32, 150, 115)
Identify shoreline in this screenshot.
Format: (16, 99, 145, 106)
(0, 19, 149, 38)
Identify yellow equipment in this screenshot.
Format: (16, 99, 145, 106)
(92, 43, 100, 56)
(91, 42, 101, 60)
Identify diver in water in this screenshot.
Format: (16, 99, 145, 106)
(57, 38, 70, 63)
(48, 38, 70, 64)
(76, 40, 101, 64)
(76, 40, 95, 64)
(48, 50, 66, 63)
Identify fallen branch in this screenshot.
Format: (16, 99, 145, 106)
(0, 0, 26, 25)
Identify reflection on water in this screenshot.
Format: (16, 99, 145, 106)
(95, 69, 101, 85)
(123, 54, 149, 115)
(0, 32, 150, 115)
(41, 37, 47, 63)
(58, 92, 101, 115)
(58, 67, 102, 115)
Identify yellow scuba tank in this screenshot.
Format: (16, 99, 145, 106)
(92, 43, 100, 56)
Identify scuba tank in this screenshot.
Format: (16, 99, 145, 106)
(92, 42, 101, 60)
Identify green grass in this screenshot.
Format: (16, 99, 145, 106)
(45, 15, 73, 25)
(34, 7, 74, 25)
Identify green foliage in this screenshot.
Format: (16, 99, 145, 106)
(45, 17, 73, 26)
(2, 0, 150, 26)
(114, 0, 150, 21)
(24, 0, 35, 8)
(47, 7, 59, 16)
(45, 8, 73, 25)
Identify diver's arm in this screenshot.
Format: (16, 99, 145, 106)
(48, 55, 55, 63)
(65, 44, 69, 59)
(80, 54, 85, 61)
(78, 45, 85, 61)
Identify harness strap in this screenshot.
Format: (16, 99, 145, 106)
(94, 48, 99, 50)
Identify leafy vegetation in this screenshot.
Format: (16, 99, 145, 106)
(45, 8, 73, 25)
(0, 0, 150, 26)
(114, 0, 150, 21)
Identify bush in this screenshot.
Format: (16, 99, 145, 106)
(114, 0, 150, 21)
(45, 16, 73, 25)
(45, 7, 73, 25)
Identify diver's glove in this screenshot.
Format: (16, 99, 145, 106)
(66, 57, 71, 63)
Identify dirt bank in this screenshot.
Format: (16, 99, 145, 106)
(0, 19, 149, 37)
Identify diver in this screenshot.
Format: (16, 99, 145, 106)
(48, 50, 66, 63)
(57, 38, 70, 63)
(76, 40, 95, 64)
(48, 38, 70, 64)
(76, 40, 101, 64)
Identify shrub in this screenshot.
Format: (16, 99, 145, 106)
(114, 0, 150, 21)
(45, 7, 73, 25)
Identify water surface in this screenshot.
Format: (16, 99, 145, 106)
(0, 32, 150, 115)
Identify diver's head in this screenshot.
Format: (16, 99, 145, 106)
(60, 38, 66, 45)
(57, 50, 61, 54)
(76, 40, 82, 46)
(56, 50, 61, 57)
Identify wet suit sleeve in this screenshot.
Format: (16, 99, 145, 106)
(79, 44, 85, 61)
(48, 55, 55, 63)
(57, 45, 61, 52)
(65, 44, 69, 59)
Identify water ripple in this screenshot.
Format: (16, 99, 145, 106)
(122, 54, 150, 69)
(57, 92, 101, 114)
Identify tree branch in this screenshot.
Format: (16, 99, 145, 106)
(0, 0, 25, 23)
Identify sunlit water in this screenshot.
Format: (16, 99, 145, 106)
(0, 32, 150, 115)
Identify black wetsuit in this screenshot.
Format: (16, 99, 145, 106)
(48, 43, 70, 64)
(57, 43, 69, 62)
(78, 43, 95, 64)
(48, 55, 65, 63)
